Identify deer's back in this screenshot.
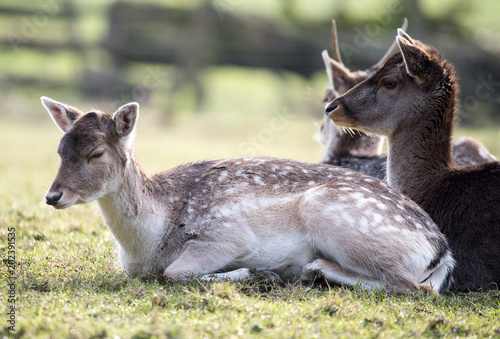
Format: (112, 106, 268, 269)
(323, 156, 387, 180)
(151, 156, 437, 232)
(412, 162, 500, 290)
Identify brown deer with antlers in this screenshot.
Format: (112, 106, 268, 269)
(326, 30, 500, 290)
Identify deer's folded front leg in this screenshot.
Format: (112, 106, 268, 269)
(163, 240, 243, 280)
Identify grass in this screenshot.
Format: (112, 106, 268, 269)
(1, 109, 500, 338)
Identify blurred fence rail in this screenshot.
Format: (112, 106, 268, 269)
(0, 0, 499, 125)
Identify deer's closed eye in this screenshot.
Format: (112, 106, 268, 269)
(88, 150, 105, 161)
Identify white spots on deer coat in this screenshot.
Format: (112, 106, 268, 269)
(372, 225, 399, 235)
(355, 198, 368, 209)
(325, 203, 348, 214)
(338, 187, 352, 192)
(340, 211, 356, 227)
(414, 222, 423, 229)
(371, 212, 383, 225)
(218, 171, 228, 182)
(217, 206, 234, 219)
(338, 195, 348, 202)
(225, 187, 238, 195)
(358, 216, 370, 234)
(350, 192, 364, 200)
(253, 175, 265, 185)
(394, 214, 404, 223)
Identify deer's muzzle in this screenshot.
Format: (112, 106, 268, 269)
(45, 191, 63, 206)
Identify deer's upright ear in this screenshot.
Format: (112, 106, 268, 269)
(113, 102, 139, 144)
(328, 57, 353, 95)
(41, 96, 83, 133)
(397, 29, 430, 85)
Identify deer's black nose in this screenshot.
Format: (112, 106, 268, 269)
(325, 103, 338, 115)
(46, 191, 63, 206)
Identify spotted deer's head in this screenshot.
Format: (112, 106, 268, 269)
(42, 97, 139, 209)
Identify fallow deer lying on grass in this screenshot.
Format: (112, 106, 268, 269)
(326, 30, 500, 290)
(319, 20, 495, 179)
(42, 96, 454, 294)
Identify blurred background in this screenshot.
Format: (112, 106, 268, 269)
(1, 0, 500, 176)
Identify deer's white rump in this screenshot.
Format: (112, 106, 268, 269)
(42, 96, 454, 294)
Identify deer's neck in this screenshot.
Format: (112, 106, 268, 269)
(97, 155, 167, 261)
(386, 87, 456, 198)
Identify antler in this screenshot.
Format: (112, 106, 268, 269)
(370, 18, 408, 70)
(331, 19, 343, 65)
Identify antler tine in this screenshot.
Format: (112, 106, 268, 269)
(331, 19, 344, 65)
(370, 18, 408, 71)
(322, 50, 335, 91)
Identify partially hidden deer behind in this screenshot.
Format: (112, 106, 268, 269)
(42, 96, 454, 293)
(317, 19, 393, 178)
(319, 20, 496, 179)
(326, 29, 500, 290)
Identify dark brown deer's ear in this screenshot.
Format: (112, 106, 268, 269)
(321, 50, 340, 102)
(328, 58, 353, 95)
(41, 96, 83, 133)
(397, 29, 430, 85)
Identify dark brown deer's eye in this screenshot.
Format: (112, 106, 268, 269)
(91, 152, 104, 159)
(383, 79, 396, 89)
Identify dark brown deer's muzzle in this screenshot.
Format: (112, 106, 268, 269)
(325, 99, 356, 128)
(45, 191, 62, 206)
